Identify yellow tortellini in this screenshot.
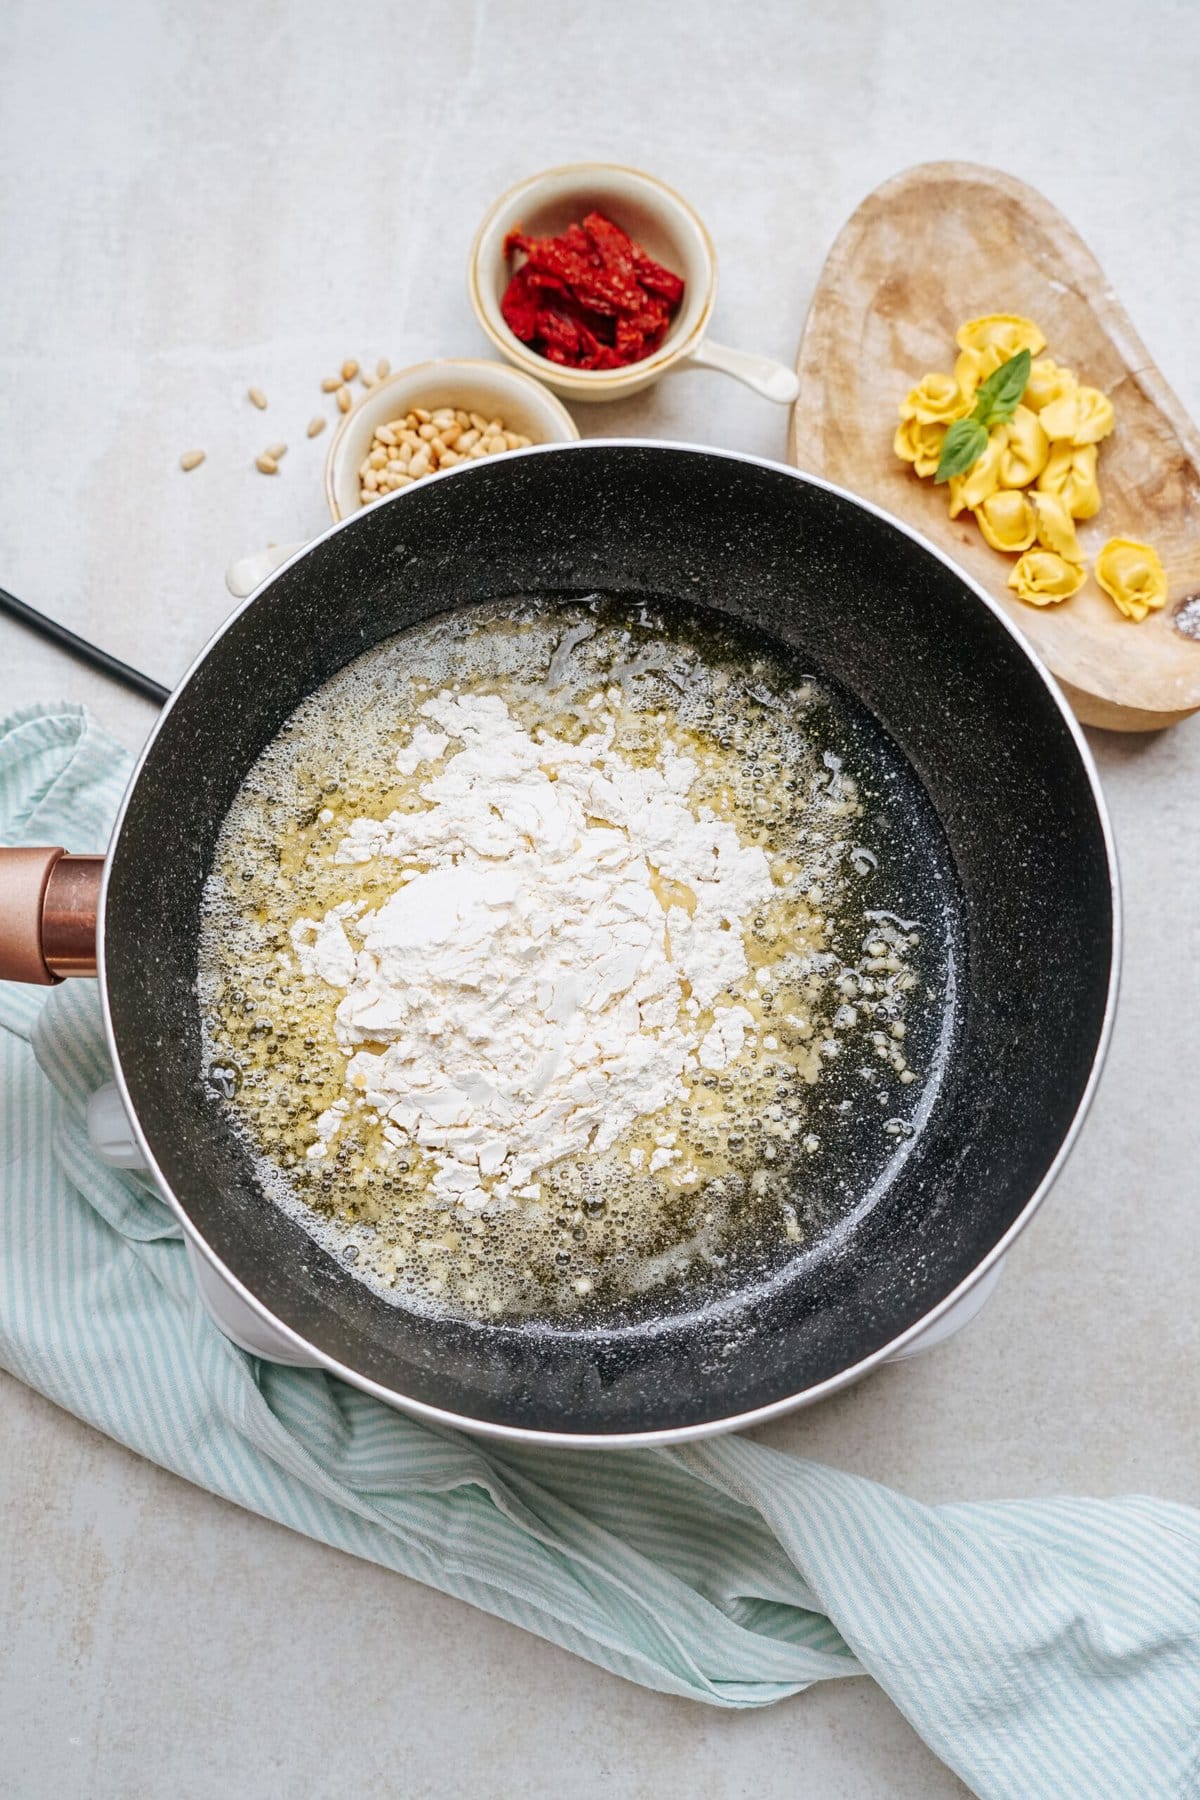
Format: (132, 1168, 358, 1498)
(954, 349, 987, 401)
(955, 314, 1047, 379)
(1007, 551, 1087, 606)
(1023, 359, 1077, 414)
(1037, 442, 1101, 519)
(974, 490, 1037, 553)
(947, 428, 1007, 517)
(1071, 386, 1116, 446)
(1038, 392, 1083, 442)
(1000, 405, 1050, 488)
(894, 312, 1165, 620)
(1031, 492, 1083, 565)
(1039, 384, 1116, 447)
(894, 416, 948, 479)
(1094, 538, 1168, 622)
(899, 372, 970, 425)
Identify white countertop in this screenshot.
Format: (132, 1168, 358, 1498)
(2, 3, 1198, 1794)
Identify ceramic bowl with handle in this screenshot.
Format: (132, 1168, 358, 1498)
(468, 162, 801, 405)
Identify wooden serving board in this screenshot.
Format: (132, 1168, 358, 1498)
(790, 162, 1200, 731)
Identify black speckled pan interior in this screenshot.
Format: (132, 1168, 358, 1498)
(102, 444, 1116, 1439)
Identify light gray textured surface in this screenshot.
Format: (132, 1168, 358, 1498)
(1, 2, 1197, 1796)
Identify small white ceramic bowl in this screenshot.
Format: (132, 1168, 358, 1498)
(324, 357, 579, 521)
(469, 162, 800, 405)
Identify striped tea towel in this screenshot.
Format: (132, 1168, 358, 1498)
(2, 700, 1199, 1800)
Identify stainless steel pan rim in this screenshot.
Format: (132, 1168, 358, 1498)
(97, 439, 1122, 1448)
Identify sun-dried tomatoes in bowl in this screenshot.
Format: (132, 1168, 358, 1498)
(500, 211, 687, 373)
(469, 163, 718, 402)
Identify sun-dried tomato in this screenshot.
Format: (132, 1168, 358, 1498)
(500, 267, 541, 344)
(500, 212, 685, 370)
(633, 249, 685, 308)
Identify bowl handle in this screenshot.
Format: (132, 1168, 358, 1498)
(0, 848, 102, 983)
(684, 338, 801, 404)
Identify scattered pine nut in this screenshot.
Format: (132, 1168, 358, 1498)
(266, 442, 287, 460)
(247, 386, 268, 410)
(336, 385, 352, 413)
(321, 375, 342, 393)
(255, 453, 279, 475)
(376, 358, 390, 379)
(360, 369, 377, 388)
(341, 358, 359, 381)
(307, 416, 327, 438)
(179, 449, 206, 471)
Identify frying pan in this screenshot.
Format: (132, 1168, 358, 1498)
(0, 443, 1118, 1444)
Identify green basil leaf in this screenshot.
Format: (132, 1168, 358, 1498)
(934, 418, 989, 483)
(972, 348, 1032, 431)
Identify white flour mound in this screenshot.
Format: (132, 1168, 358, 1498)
(289, 691, 774, 1214)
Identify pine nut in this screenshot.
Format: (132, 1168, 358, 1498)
(354, 400, 526, 505)
(336, 385, 352, 413)
(307, 416, 326, 438)
(341, 359, 359, 381)
(266, 442, 287, 460)
(179, 449, 206, 471)
(248, 386, 268, 410)
(376, 358, 390, 379)
(255, 454, 278, 474)
(321, 375, 342, 392)
(360, 369, 377, 387)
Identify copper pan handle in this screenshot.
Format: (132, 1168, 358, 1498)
(0, 848, 102, 983)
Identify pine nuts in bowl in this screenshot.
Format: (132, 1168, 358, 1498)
(323, 358, 579, 520)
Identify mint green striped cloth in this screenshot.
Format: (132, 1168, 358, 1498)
(3, 701, 1199, 1798)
